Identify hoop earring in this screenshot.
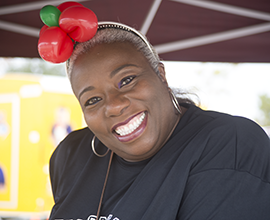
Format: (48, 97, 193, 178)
(91, 136, 110, 157)
(170, 91, 182, 115)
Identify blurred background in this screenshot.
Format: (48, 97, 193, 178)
(0, 0, 270, 219)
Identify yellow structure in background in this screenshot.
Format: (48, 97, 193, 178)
(0, 74, 84, 219)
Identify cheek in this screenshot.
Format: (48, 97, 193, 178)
(83, 111, 103, 132)
(83, 109, 112, 139)
(137, 79, 169, 104)
(83, 114, 93, 131)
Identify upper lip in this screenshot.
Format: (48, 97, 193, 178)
(111, 111, 145, 132)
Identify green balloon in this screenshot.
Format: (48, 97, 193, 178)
(40, 5, 61, 27)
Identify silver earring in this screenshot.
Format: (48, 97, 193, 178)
(170, 92, 182, 115)
(91, 136, 109, 157)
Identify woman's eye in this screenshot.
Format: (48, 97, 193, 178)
(119, 75, 136, 88)
(84, 97, 101, 107)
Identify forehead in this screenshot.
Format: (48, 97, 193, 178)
(70, 42, 155, 95)
(71, 42, 149, 80)
(80, 42, 143, 63)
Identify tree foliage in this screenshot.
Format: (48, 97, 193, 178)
(259, 94, 270, 126)
(1, 57, 66, 76)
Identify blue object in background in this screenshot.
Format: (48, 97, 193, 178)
(0, 167, 5, 186)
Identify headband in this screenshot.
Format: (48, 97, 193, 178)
(97, 21, 155, 57)
(38, 2, 155, 64)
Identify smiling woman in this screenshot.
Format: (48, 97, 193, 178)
(70, 41, 180, 162)
(44, 3, 270, 220)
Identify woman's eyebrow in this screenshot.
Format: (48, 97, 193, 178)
(79, 64, 139, 100)
(79, 85, 94, 100)
(110, 64, 139, 78)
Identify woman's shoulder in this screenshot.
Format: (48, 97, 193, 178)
(180, 104, 269, 150)
(50, 127, 93, 169)
(60, 127, 92, 143)
(54, 127, 92, 152)
(49, 127, 94, 196)
(203, 108, 269, 145)
(188, 104, 268, 137)
(184, 105, 270, 181)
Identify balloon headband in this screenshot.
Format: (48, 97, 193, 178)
(38, 1, 155, 64)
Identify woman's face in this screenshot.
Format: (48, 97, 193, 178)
(71, 42, 179, 162)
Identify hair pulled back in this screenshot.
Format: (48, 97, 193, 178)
(66, 26, 160, 80)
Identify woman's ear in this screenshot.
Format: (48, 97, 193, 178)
(158, 62, 169, 87)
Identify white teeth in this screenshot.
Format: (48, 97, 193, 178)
(115, 112, 145, 136)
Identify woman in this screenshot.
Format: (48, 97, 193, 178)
(46, 16, 270, 220)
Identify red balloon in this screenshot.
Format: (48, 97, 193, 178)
(57, 1, 84, 12)
(59, 6, 98, 42)
(38, 26, 74, 63)
(39, 25, 49, 37)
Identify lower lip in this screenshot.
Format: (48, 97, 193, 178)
(115, 112, 148, 143)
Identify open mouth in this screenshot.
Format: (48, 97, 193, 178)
(113, 111, 147, 142)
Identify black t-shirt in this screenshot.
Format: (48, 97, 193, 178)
(49, 104, 270, 220)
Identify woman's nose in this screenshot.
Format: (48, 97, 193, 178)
(104, 91, 130, 117)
